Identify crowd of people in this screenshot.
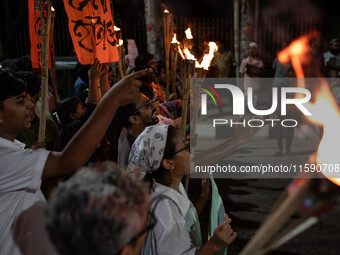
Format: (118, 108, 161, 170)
(0, 35, 339, 255)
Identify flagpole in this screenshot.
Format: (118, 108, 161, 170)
(38, 0, 52, 143)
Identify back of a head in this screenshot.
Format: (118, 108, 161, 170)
(76, 65, 91, 84)
(0, 68, 26, 109)
(330, 38, 340, 45)
(139, 83, 154, 100)
(156, 61, 165, 75)
(46, 162, 149, 255)
(12, 56, 33, 72)
(115, 102, 137, 129)
(57, 97, 81, 125)
(134, 53, 154, 70)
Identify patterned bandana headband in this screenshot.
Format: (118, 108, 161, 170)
(128, 125, 169, 177)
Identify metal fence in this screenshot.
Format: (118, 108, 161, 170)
(257, 17, 340, 63)
(174, 17, 234, 49)
(11, 16, 340, 64)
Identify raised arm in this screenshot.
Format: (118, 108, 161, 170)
(87, 58, 105, 104)
(43, 68, 152, 178)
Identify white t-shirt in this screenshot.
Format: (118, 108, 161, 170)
(141, 181, 201, 255)
(0, 137, 50, 255)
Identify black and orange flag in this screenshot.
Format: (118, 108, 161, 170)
(63, 0, 119, 64)
(28, 0, 54, 68)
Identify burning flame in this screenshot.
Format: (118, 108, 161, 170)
(114, 26, 121, 32)
(195, 42, 218, 70)
(171, 33, 179, 44)
(279, 32, 340, 186)
(183, 48, 196, 61)
(180, 29, 196, 60)
(51, 6, 55, 12)
(118, 39, 124, 47)
(185, 28, 193, 39)
(178, 46, 185, 60)
(164, 9, 169, 13)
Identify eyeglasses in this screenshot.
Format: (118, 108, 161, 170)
(125, 211, 156, 246)
(173, 143, 190, 156)
(135, 99, 152, 112)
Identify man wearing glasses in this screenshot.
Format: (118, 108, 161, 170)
(113, 92, 159, 168)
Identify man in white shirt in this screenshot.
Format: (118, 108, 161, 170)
(0, 67, 151, 254)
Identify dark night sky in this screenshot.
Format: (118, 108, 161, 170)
(30, 0, 340, 20)
(161, 0, 337, 18)
(162, 0, 234, 17)
(0, 0, 339, 59)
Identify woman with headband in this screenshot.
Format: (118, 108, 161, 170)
(128, 125, 236, 255)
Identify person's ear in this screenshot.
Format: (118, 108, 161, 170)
(161, 158, 175, 171)
(129, 115, 139, 125)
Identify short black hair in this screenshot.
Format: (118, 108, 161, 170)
(14, 71, 40, 98)
(57, 97, 82, 125)
(12, 56, 33, 72)
(0, 68, 26, 110)
(115, 102, 137, 129)
(75, 65, 91, 84)
(139, 83, 154, 100)
(156, 61, 165, 75)
(134, 53, 154, 69)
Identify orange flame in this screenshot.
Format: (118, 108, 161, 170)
(114, 26, 121, 32)
(164, 9, 169, 13)
(304, 83, 340, 185)
(185, 28, 193, 39)
(118, 39, 124, 47)
(183, 47, 196, 61)
(279, 32, 340, 185)
(181, 29, 196, 60)
(178, 46, 185, 59)
(171, 33, 179, 44)
(196, 42, 218, 70)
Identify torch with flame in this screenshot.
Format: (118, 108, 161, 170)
(171, 33, 180, 105)
(240, 32, 340, 255)
(190, 42, 219, 148)
(178, 29, 218, 190)
(183, 27, 194, 53)
(195, 42, 218, 71)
